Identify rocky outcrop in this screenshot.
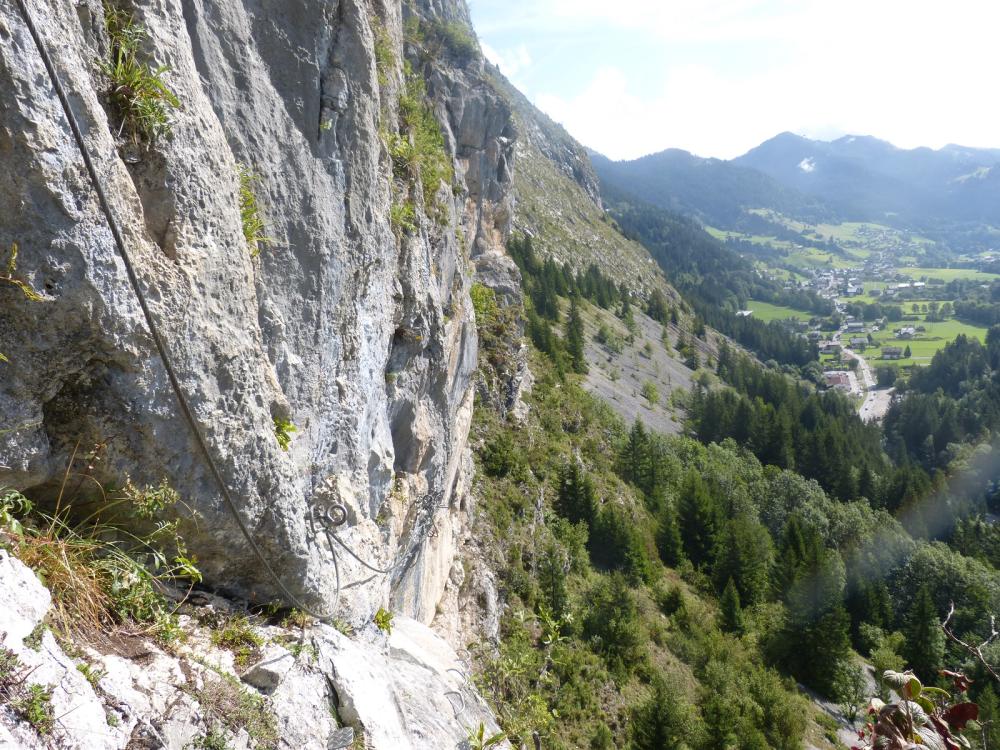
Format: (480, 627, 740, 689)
(0, 549, 507, 749)
(0, 0, 513, 631)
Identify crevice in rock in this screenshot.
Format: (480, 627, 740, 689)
(123, 151, 179, 259)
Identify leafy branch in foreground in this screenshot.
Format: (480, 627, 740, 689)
(466, 722, 506, 750)
(854, 669, 978, 750)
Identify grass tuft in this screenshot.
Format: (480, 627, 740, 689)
(210, 615, 264, 670)
(238, 165, 272, 257)
(383, 62, 453, 230)
(0, 480, 200, 642)
(100, 5, 180, 145)
(194, 672, 278, 749)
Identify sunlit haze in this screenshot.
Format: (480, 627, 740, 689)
(469, 0, 1000, 160)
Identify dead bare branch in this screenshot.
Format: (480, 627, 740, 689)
(942, 601, 1000, 684)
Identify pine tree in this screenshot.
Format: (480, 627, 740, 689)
(623, 420, 650, 489)
(720, 577, 744, 634)
(656, 502, 684, 566)
(779, 542, 851, 695)
(628, 675, 697, 750)
(976, 684, 1000, 750)
(904, 344, 912, 358)
(685, 348, 700, 371)
(591, 507, 652, 585)
(556, 461, 598, 527)
(713, 516, 774, 606)
(537, 540, 569, 618)
(903, 586, 945, 682)
(565, 295, 588, 374)
(859, 580, 894, 632)
(772, 515, 820, 598)
(677, 471, 720, 568)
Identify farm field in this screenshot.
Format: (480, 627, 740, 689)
(705, 226, 817, 254)
(745, 299, 815, 322)
(864, 317, 989, 366)
(786, 247, 856, 270)
(897, 267, 1000, 282)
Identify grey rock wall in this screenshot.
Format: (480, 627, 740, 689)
(0, 0, 512, 627)
(0, 549, 508, 749)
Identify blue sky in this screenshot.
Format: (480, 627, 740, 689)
(468, 0, 1000, 160)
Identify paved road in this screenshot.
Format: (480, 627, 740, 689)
(843, 347, 893, 422)
(844, 347, 876, 389)
(859, 388, 894, 422)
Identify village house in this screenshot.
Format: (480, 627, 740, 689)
(824, 371, 852, 391)
(849, 337, 868, 350)
(882, 346, 904, 360)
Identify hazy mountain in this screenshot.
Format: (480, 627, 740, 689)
(594, 132, 1000, 250)
(590, 147, 832, 231)
(734, 132, 1000, 226)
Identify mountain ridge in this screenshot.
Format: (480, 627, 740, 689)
(593, 131, 1000, 249)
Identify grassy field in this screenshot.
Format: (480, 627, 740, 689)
(746, 299, 815, 322)
(758, 265, 808, 282)
(865, 317, 989, 366)
(785, 247, 856, 270)
(705, 227, 814, 253)
(898, 267, 1000, 283)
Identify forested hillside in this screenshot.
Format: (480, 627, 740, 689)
(597, 181, 827, 366)
(471, 250, 1000, 749)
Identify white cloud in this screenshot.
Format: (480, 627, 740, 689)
(521, 0, 1000, 158)
(481, 42, 533, 80)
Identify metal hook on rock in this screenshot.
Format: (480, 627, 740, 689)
(443, 690, 466, 719)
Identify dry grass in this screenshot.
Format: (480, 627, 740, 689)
(0, 473, 199, 643)
(8, 528, 110, 635)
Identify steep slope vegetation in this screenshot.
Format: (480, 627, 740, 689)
(478, 68, 726, 432)
(487, 72, 673, 298)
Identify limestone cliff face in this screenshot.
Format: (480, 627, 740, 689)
(0, 0, 512, 627)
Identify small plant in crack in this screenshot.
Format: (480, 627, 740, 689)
(210, 614, 264, 670)
(238, 164, 273, 257)
(0, 242, 44, 363)
(374, 607, 394, 635)
(273, 416, 297, 451)
(13, 683, 55, 736)
(99, 5, 180, 145)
